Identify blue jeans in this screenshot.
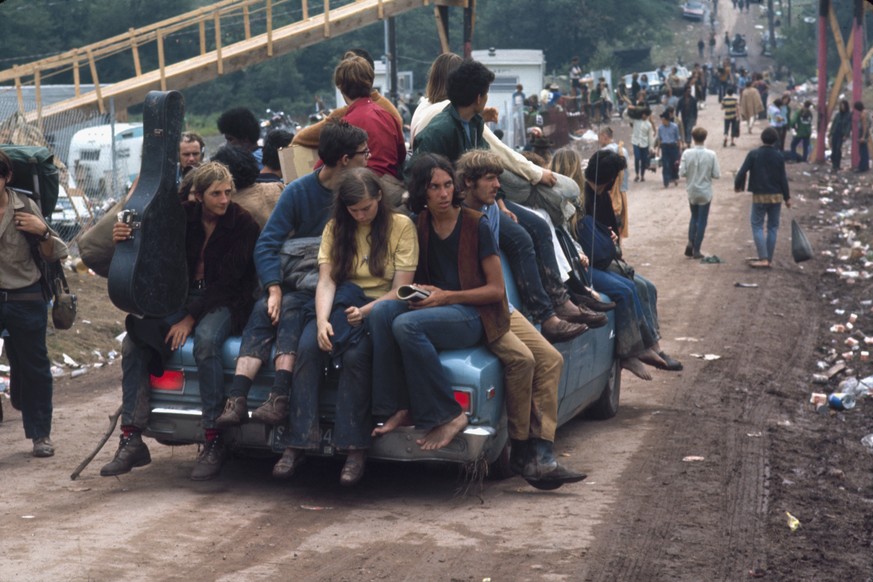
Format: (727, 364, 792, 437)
(632, 273, 661, 343)
(831, 134, 844, 170)
(370, 300, 482, 430)
(790, 136, 810, 162)
(0, 285, 53, 440)
(589, 269, 650, 359)
(505, 201, 570, 307)
(122, 298, 232, 430)
(287, 318, 373, 450)
(688, 202, 711, 255)
(682, 116, 697, 144)
(858, 141, 870, 172)
(237, 290, 313, 364)
(633, 145, 650, 177)
(751, 202, 781, 261)
(661, 143, 680, 186)
(498, 210, 556, 323)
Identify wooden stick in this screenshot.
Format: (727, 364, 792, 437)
(70, 405, 122, 480)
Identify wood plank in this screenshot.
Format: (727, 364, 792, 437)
(73, 50, 81, 96)
(87, 48, 104, 115)
(28, 0, 426, 120)
(157, 29, 167, 90)
(14, 68, 24, 113)
(324, 0, 331, 37)
(267, 0, 274, 56)
(130, 28, 142, 77)
(243, 3, 251, 39)
(215, 11, 224, 75)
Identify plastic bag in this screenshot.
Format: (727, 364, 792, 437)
(791, 218, 813, 263)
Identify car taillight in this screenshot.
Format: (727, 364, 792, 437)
(453, 390, 471, 413)
(150, 370, 184, 391)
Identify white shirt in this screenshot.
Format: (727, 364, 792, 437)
(631, 119, 655, 148)
(678, 145, 721, 205)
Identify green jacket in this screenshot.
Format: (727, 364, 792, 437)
(791, 108, 812, 139)
(410, 104, 489, 167)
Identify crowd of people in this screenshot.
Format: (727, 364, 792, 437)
(12, 36, 863, 488)
(66, 48, 687, 490)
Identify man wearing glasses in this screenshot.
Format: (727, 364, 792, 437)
(216, 120, 370, 432)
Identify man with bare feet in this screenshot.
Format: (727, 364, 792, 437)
(369, 154, 509, 451)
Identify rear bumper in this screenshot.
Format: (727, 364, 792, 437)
(145, 407, 501, 465)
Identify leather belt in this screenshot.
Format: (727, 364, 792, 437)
(0, 291, 45, 302)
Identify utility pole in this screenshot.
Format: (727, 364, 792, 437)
(815, 0, 829, 163)
(768, 0, 777, 53)
(851, 0, 864, 167)
(387, 17, 398, 105)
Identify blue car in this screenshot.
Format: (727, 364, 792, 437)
(143, 257, 620, 478)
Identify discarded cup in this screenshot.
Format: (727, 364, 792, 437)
(861, 434, 873, 453)
(828, 392, 856, 411)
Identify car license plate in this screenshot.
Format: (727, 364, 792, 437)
(270, 423, 335, 456)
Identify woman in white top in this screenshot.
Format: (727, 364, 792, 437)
(630, 106, 655, 182)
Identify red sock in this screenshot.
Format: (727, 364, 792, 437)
(121, 425, 139, 438)
(205, 428, 220, 442)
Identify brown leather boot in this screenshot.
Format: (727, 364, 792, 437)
(554, 302, 609, 328)
(540, 318, 588, 343)
(215, 396, 248, 428)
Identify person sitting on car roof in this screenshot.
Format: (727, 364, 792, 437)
(101, 161, 260, 481)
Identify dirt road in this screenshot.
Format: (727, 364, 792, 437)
(3, 15, 873, 582)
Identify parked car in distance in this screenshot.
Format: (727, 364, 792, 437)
(681, 1, 706, 21)
(48, 189, 82, 241)
(623, 66, 690, 104)
(144, 256, 621, 481)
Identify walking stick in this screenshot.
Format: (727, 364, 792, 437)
(70, 404, 122, 480)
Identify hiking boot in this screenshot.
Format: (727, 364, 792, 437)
(339, 450, 367, 487)
(523, 438, 587, 489)
(272, 447, 306, 480)
(540, 318, 587, 344)
(215, 396, 248, 428)
(100, 433, 151, 476)
(32, 436, 55, 458)
(250, 392, 289, 426)
(684, 244, 693, 258)
(554, 303, 608, 328)
(190, 436, 226, 481)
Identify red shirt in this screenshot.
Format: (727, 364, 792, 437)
(343, 97, 406, 178)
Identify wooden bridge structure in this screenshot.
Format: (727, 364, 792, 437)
(0, 0, 474, 125)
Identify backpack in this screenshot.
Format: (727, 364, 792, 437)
(0, 144, 60, 217)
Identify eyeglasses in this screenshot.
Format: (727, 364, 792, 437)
(352, 148, 371, 159)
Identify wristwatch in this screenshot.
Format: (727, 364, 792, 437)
(40, 228, 51, 241)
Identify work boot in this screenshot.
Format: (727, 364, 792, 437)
(100, 432, 151, 476)
(272, 447, 306, 480)
(508, 439, 531, 476)
(190, 436, 226, 481)
(571, 290, 616, 312)
(215, 396, 248, 428)
(250, 392, 289, 425)
(32, 436, 55, 458)
(554, 302, 609, 328)
(523, 438, 587, 488)
(540, 318, 587, 344)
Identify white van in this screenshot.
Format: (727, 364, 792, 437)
(68, 123, 143, 197)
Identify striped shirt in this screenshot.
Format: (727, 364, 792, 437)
(722, 95, 738, 120)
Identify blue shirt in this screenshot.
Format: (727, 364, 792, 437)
(658, 122, 680, 145)
(254, 170, 334, 288)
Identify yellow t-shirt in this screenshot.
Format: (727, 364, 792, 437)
(318, 212, 418, 298)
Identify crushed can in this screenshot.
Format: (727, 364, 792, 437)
(827, 392, 856, 411)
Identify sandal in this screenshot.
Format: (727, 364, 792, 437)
(654, 351, 683, 371)
(748, 260, 771, 269)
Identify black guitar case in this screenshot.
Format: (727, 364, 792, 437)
(108, 91, 188, 318)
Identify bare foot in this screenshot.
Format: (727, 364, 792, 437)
(371, 409, 412, 437)
(637, 348, 668, 368)
(621, 357, 653, 381)
(416, 412, 468, 450)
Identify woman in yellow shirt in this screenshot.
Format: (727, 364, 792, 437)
(270, 168, 418, 486)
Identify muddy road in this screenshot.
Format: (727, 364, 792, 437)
(3, 16, 873, 582)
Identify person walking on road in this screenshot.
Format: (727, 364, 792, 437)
(789, 100, 813, 162)
(854, 101, 870, 173)
(721, 86, 740, 147)
(734, 127, 791, 268)
(829, 99, 852, 172)
(655, 112, 682, 188)
(679, 127, 721, 259)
